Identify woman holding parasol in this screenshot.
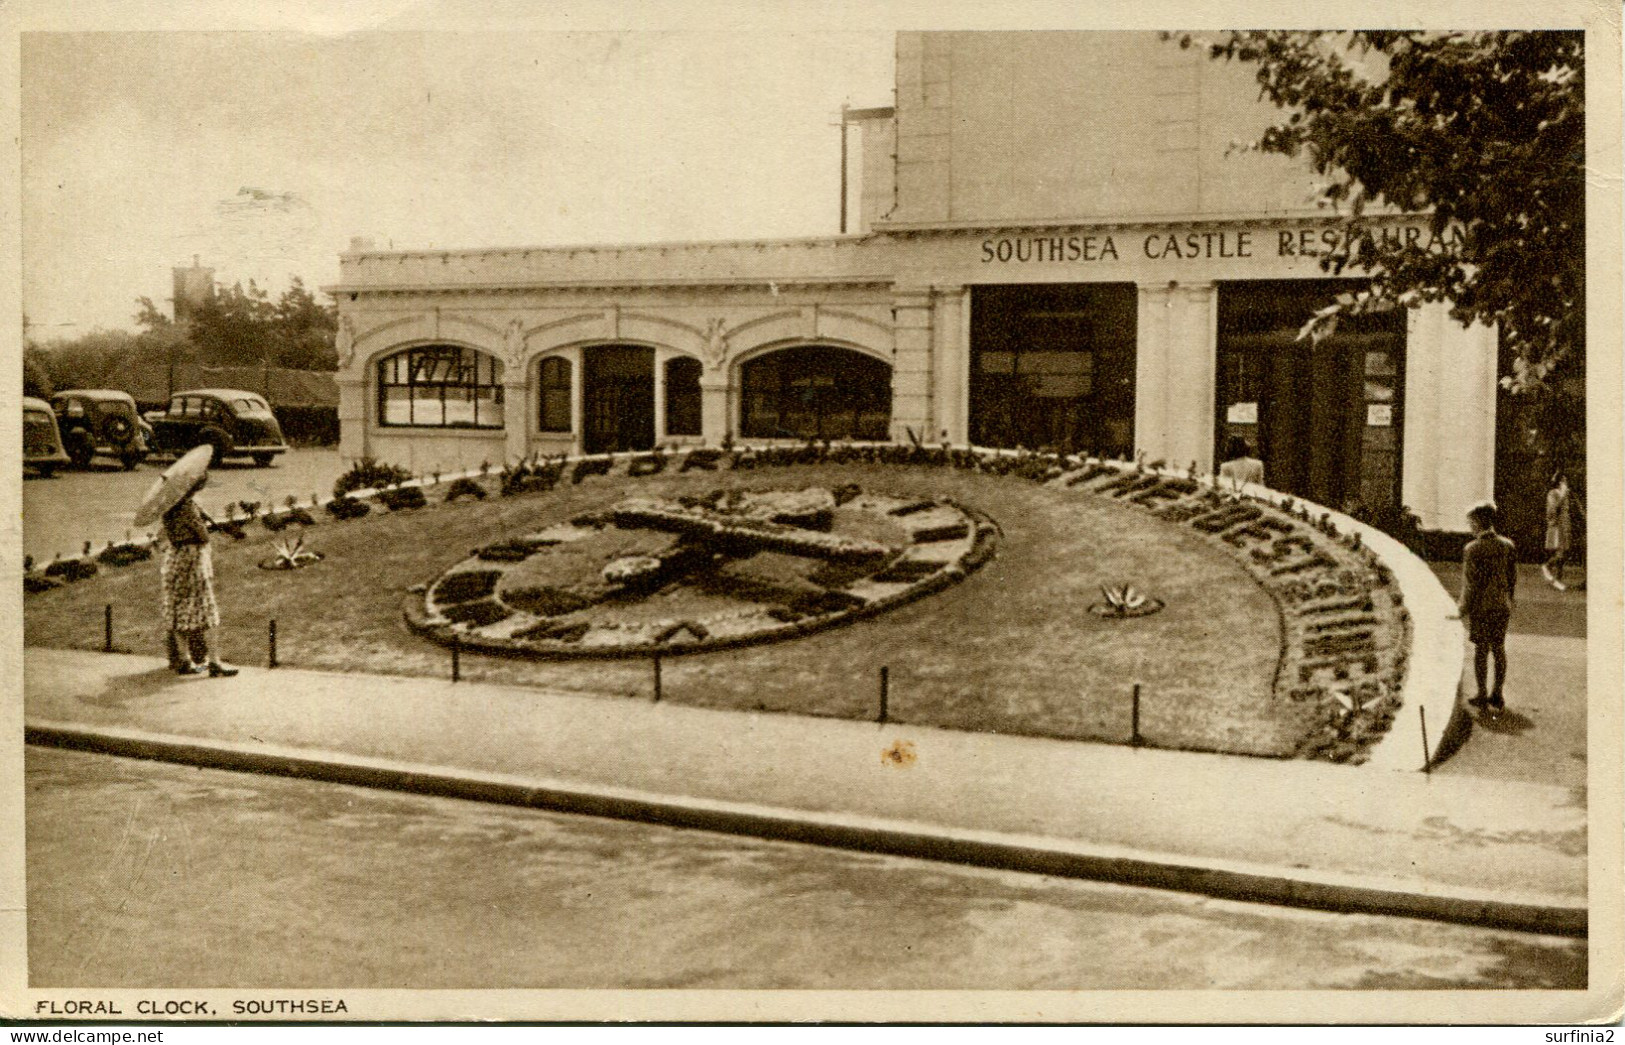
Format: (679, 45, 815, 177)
(134, 445, 239, 677)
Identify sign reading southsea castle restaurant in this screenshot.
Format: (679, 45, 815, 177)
(326, 32, 1500, 539)
(979, 222, 1465, 264)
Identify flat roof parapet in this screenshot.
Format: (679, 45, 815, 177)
(333, 234, 894, 293)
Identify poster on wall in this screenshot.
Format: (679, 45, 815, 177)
(1226, 401, 1259, 424)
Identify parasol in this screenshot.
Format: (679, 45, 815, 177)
(134, 445, 214, 527)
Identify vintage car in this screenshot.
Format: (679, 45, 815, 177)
(51, 389, 154, 470)
(144, 389, 289, 467)
(23, 396, 72, 477)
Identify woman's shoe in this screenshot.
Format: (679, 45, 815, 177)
(207, 661, 239, 678)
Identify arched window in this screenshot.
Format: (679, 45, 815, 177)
(377, 345, 504, 429)
(740, 345, 891, 441)
(664, 356, 702, 436)
(538, 356, 572, 432)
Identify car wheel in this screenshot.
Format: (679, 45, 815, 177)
(201, 430, 231, 463)
(121, 452, 147, 471)
(252, 453, 275, 468)
(66, 435, 95, 469)
(35, 464, 55, 479)
(101, 414, 135, 445)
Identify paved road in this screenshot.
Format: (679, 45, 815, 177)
(22, 447, 348, 563)
(26, 748, 1585, 991)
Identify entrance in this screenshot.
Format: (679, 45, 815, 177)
(969, 284, 1137, 456)
(1215, 281, 1405, 523)
(583, 345, 655, 454)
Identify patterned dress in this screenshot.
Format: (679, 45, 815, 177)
(160, 499, 219, 632)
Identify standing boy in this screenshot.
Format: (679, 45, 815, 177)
(1460, 502, 1517, 710)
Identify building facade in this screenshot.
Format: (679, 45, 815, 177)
(327, 32, 1500, 535)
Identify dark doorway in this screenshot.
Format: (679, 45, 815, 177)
(583, 345, 655, 454)
(1216, 281, 1406, 522)
(969, 284, 1137, 456)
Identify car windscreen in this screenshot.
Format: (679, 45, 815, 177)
(232, 397, 276, 418)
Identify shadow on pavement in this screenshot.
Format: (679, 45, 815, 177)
(78, 664, 203, 710)
(1473, 708, 1536, 737)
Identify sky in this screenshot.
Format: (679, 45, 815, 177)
(19, 26, 894, 335)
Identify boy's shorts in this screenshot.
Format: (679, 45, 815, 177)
(1468, 610, 1510, 645)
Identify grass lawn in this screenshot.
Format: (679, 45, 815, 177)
(25, 463, 1295, 756)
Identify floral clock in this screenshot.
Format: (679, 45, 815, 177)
(406, 485, 999, 658)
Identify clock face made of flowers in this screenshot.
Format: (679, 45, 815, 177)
(407, 486, 998, 658)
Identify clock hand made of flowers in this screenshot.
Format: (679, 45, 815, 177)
(406, 485, 999, 658)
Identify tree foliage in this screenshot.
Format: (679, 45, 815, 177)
(1185, 30, 1585, 467)
(34, 274, 338, 401)
(161, 277, 336, 370)
(23, 348, 54, 399)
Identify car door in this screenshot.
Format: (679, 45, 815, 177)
(162, 396, 199, 449)
(198, 397, 231, 448)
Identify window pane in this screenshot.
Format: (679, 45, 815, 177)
(382, 386, 414, 424)
(377, 345, 503, 428)
(538, 357, 571, 432)
(541, 389, 571, 431)
(740, 346, 891, 441)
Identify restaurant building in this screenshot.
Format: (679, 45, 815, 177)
(327, 31, 1504, 538)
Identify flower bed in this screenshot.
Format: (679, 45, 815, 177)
(406, 488, 991, 658)
(24, 442, 1440, 764)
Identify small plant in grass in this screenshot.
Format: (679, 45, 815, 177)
(680, 448, 723, 472)
(326, 493, 370, 520)
(98, 541, 153, 567)
(44, 556, 97, 582)
(24, 559, 60, 591)
(444, 476, 487, 502)
(1091, 583, 1163, 618)
(571, 457, 614, 484)
(262, 533, 324, 570)
(501, 458, 563, 496)
(262, 496, 316, 530)
(237, 500, 262, 518)
(378, 485, 427, 511)
(333, 457, 415, 499)
(627, 451, 666, 477)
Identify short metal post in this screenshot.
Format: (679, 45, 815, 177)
(878, 666, 889, 724)
(652, 655, 662, 703)
(1419, 705, 1431, 775)
(451, 636, 461, 683)
(103, 604, 114, 653)
(267, 619, 278, 668)
(1131, 683, 1142, 748)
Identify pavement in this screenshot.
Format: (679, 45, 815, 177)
(24, 637, 1588, 937)
(1427, 562, 1588, 790)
